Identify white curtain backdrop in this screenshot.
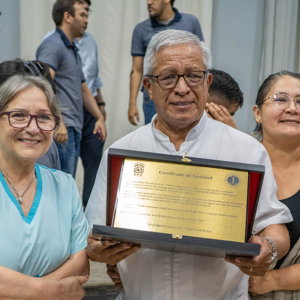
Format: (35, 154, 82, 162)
(259, 0, 300, 84)
(20, 0, 213, 150)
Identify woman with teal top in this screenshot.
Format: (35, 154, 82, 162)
(0, 74, 89, 299)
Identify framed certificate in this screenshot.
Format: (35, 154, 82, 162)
(92, 148, 264, 257)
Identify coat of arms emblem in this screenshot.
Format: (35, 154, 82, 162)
(133, 162, 145, 177)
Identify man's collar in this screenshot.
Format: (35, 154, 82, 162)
(56, 27, 72, 47)
(151, 111, 208, 143)
(56, 27, 79, 54)
(151, 8, 181, 28)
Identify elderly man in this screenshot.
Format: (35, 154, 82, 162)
(85, 30, 292, 300)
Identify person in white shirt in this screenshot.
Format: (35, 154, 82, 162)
(85, 29, 292, 300)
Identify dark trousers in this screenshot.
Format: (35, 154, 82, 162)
(80, 108, 104, 207)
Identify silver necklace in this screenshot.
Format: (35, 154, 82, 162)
(1, 172, 35, 204)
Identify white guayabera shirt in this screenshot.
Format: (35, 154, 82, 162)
(85, 111, 292, 300)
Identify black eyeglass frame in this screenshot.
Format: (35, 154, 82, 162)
(146, 71, 207, 89)
(0, 111, 60, 131)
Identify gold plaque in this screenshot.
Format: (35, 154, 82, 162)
(113, 158, 248, 243)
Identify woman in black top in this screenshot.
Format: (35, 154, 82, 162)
(249, 71, 300, 299)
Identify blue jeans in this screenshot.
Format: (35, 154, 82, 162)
(143, 94, 156, 125)
(56, 127, 81, 178)
(80, 108, 104, 207)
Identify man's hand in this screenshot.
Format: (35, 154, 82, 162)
(93, 118, 107, 141)
(57, 275, 88, 300)
(205, 102, 237, 129)
(55, 120, 68, 143)
(225, 236, 272, 276)
(86, 232, 140, 265)
(107, 264, 123, 289)
(128, 104, 139, 125)
(249, 271, 277, 294)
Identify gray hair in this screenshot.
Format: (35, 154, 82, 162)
(143, 29, 212, 76)
(0, 75, 60, 120)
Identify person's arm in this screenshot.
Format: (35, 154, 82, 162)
(42, 249, 89, 281)
(193, 16, 204, 41)
(93, 40, 106, 121)
(225, 224, 289, 276)
(81, 82, 106, 141)
(49, 67, 56, 79)
(49, 67, 68, 143)
(95, 88, 106, 121)
(249, 264, 300, 294)
(128, 56, 144, 125)
(205, 103, 237, 129)
(106, 264, 123, 289)
(0, 266, 88, 300)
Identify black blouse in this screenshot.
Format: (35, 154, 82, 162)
(275, 189, 300, 269)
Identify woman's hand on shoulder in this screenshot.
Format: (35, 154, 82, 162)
(86, 230, 140, 265)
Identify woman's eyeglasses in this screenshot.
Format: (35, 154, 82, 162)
(263, 92, 300, 110)
(0, 111, 60, 131)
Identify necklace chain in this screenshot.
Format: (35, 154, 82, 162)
(1, 172, 35, 204)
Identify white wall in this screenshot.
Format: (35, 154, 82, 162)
(0, 0, 20, 62)
(211, 0, 265, 133)
(19, 0, 213, 150)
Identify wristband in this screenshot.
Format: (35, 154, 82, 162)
(98, 102, 105, 106)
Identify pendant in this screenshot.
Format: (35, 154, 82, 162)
(18, 196, 22, 204)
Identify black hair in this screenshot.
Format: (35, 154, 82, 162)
(0, 59, 57, 94)
(84, 0, 91, 6)
(208, 69, 244, 108)
(255, 70, 300, 106)
(251, 70, 300, 140)
(52, 0, 85, 26)
(170, 0, 175, 7)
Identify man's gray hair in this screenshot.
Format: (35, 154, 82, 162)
(0, 75, 60, 120)
(143, 29, 212, 76)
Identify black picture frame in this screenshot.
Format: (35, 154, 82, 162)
(92, 148, 265, 257)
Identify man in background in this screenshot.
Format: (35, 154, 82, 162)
(128, 0, 204, 125)
(36, 0, 106, 178)
(206, 69, 244, 129)
(74, 0, 106, 207)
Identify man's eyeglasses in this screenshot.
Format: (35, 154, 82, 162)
(146, 71, 207, 89)
(0, 111, 60, 131)
(263, 92, 300, 110)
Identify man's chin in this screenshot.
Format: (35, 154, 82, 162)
(149, 13, 159, 20)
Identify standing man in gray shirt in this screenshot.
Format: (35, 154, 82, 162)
(36, 0, 106, 178)
(128, 0, 204, 125)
